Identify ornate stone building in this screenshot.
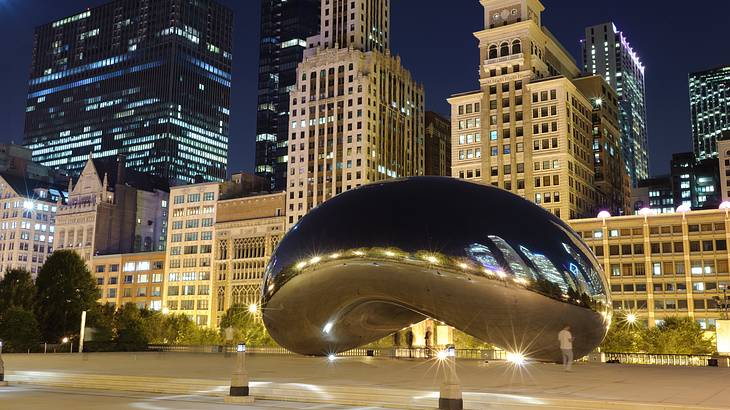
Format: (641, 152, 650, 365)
(54, 155, 169, 264)
(285, 0, 425, 228)
(212, 192, 286, 326)
(449, 0, 608, 220)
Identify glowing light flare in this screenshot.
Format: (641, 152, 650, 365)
(62, 337, 69, 344)
(353, 250, 365, 256)
(676, 204, 691, 213)
(425, 255, 439, 264)
(329, 253, 340, 259)
(638, 207, 654, 216)
(248, 303, 258, 314)
(296, 261, 307, 270)
(720, 201, 730, 210)
(309, 256, 322, 264)
(436, 350, 448, 361)
(496, 270, 507, 279)
(322, 322, 333, 334)
(506, 351, 526, 366)
(597, 210, 611, 219)
(327, 354, 337, 362)
(458, 263, 468, 270)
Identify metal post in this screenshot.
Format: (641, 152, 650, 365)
(224, 342, 254, 404)
(439, 345, 462, 410)
(0, 340, 7, 386)
(79, 311, 87, 354)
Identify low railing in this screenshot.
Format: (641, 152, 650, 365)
(146, 344, 508, 360)
(603, 352, 713, 367)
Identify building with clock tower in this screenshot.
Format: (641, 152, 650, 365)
(448, 0, 629, 220)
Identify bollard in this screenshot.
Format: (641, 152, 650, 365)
(0, 340, 7, 386)
(224, 342, 254, 404)
(439, 345, 463, 410)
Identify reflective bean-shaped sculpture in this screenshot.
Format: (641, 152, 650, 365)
(262, 177, 611, 362)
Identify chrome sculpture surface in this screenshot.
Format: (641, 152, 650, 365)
(262, 177, 611, 361)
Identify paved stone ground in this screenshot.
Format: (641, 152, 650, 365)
(3, 352, 730, 408)
(0, 385, 384, 409)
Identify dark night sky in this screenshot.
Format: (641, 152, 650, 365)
(0, 1, 728, 177)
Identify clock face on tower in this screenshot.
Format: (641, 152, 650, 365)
(492, 7, 521, 25)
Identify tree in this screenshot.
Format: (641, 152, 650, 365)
(453, 330, 494, 350)
(113, 303, 149, 351)
(0, 307, 41, 352)
(85, 303, 116, 342)
(219, 304, 275, 347)
(641, 316, 714, 355)
(0, 268, 36, 315)
(600, 322, 643, 353)
(35, 250, 100, 342)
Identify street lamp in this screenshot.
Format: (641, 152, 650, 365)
(438, 344, 462, 410)
(225, 342, 253, 404)
(62, 337, 72, 353)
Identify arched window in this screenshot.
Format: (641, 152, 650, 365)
(512, 40, 521, 54)
(500, 42, 510, 57)
(488, 45, 498, 59)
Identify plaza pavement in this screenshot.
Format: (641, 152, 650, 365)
(2, 352, 730, 409)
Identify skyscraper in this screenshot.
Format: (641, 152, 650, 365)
(255, 0, 321, 191)
(582, 23, 648, 187)
(24, 0, 233, 186)
(285, 0, 425, 227)
(690, 65, 730, 160)
(449, 0, 602, 220)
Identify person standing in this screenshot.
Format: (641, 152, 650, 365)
(558, 325, 574, 371)
(424, 328, 433, 358)
(406, 330, 414, 358)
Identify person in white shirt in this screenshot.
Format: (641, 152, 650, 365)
(558, 325, 574, 371)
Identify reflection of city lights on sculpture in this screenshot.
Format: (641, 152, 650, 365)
(506, 352, 526, 366)
(425, 255, 439, 264)
(262, 177, 610, 362)
(597, 210, 611, 219)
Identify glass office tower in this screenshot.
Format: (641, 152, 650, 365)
(254, 0, 320, 191)
(582, 23, 649, 187)
(24, 0, 233, 185)
(690, 65, 730, 160)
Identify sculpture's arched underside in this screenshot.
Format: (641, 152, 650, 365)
(262, 178, 611, 362)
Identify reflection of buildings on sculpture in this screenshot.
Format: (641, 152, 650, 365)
(212, 191, 286, 327)
(449, 0, 629, 220)
(54, 155, 169, 265)
(570, 207, 730, 330)
(93, 251, 166, 311)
